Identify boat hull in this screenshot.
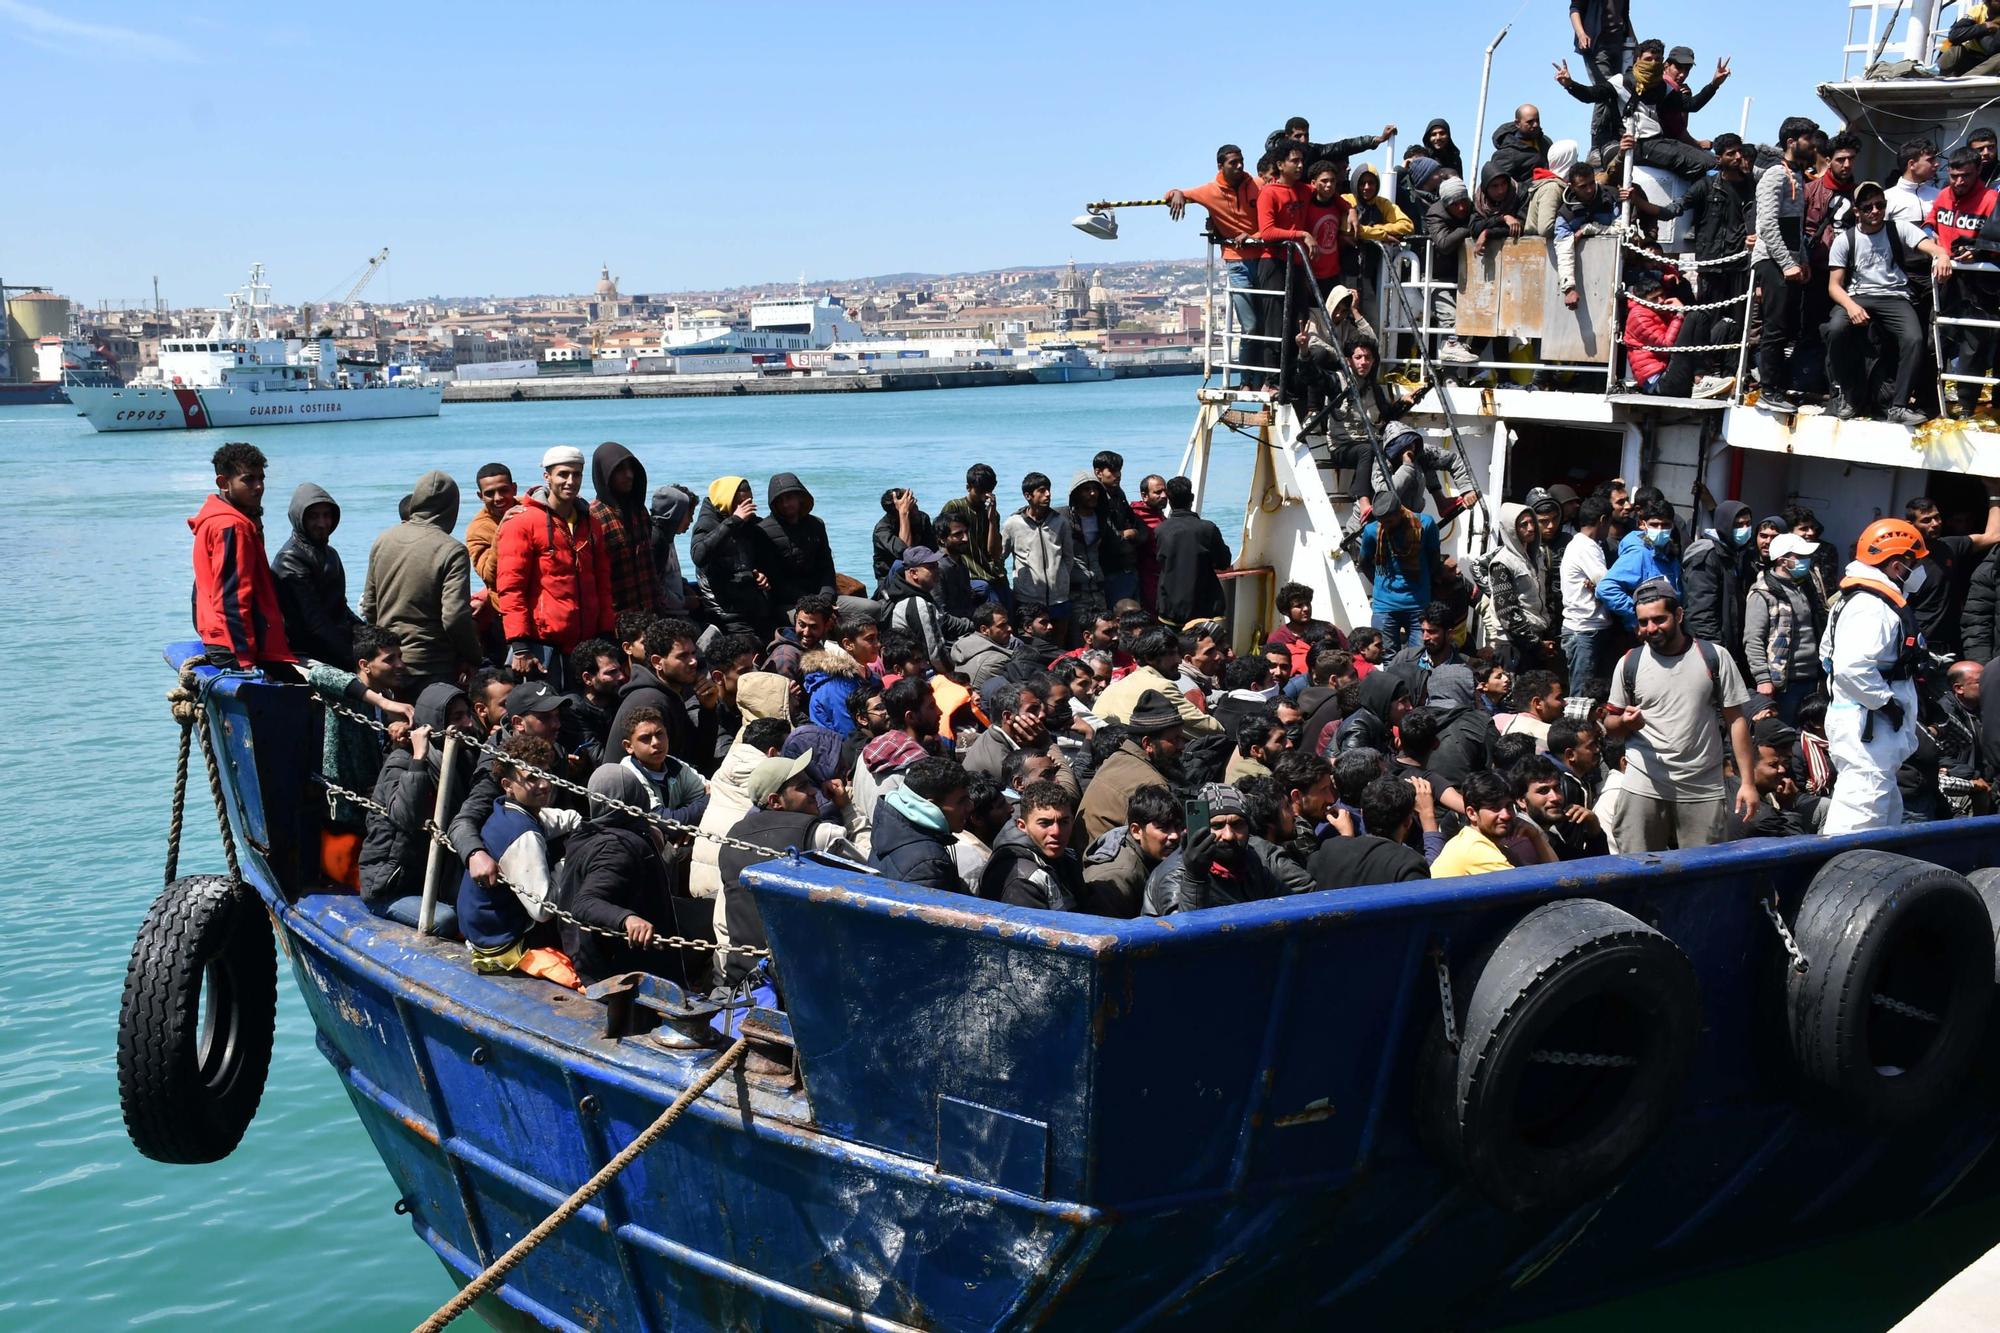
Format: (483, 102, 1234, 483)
(181, 656, 2000, 1330)
(70, 382, 442, 431)
(1030, 365, 1114, 384)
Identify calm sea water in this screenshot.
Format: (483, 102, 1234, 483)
(0, 375, 1988, 1329)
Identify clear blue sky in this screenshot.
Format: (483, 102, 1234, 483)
(4, 1, 1847, 307)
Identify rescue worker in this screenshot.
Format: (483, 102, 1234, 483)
(1823, 519, 1930, 833)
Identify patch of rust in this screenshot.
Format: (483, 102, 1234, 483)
(1274, 1097, 1337, 1127)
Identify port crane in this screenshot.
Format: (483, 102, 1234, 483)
(302, 248, 390, 335)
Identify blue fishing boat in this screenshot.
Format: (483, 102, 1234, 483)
(118, 648, 2000, 1329)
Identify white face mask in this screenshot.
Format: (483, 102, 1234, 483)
(1901, 563, 1929, 597)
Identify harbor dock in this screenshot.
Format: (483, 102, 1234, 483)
(441, 360, 1197, 402)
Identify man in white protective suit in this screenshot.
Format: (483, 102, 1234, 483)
(1822, 518, 1930, 833)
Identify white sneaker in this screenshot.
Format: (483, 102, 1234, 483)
(1438, 340, 1479, 366)
(1692, 375, 1735, 400)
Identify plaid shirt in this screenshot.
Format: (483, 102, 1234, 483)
(591, 499, 662, 618)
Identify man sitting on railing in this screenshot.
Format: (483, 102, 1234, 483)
(1424, 177, 1481, 366)
(1939, 4, 2000, 76)
(1553, 39, 1722, 181)
(1825, 180, 1953, 425)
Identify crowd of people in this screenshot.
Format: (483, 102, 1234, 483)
(1162, 8, 2000, 422)
(185, 419, 2000, 1001)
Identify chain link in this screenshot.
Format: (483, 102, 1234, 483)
(318, 697, 778, 861)
(1432, 948, 1458, 1050)
(1617, 229, 1752, 271)
(313, 773, 771, 961)
(1529, 1049, 1641, 1069)
(1621, 289, 1749, 314)
(1761, 894, 1810, 975)
(1871, 992, 1941, 1025)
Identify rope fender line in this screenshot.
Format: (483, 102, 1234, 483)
(410, 1036, 750, 1333)
(166, 656, 242, 885)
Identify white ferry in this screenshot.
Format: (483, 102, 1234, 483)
(1141, 0, 2000, 652)
(70, 264, 441, 432)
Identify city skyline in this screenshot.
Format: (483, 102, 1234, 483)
(7, 0, 1845, 306)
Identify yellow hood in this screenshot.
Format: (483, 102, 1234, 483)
(707, 476, 747, 509)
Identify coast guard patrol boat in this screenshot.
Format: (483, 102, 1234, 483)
(70, 264, 440, 432)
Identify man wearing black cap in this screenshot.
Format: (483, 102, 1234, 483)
(1553, 37, 1724, 178)
(1732, 715, 1828, 837)
(1077, 691, 1187, 843)
(882, 544, 974, 674)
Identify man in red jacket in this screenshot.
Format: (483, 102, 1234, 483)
(190, 441, 297, 676)
(496, 444, 614, 691)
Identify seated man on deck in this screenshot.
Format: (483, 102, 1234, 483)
(715, 753, 863, 989)
(455, 734, 582, 987)
(556, 765, 674, 985)
(1825, 179, 1952, 425)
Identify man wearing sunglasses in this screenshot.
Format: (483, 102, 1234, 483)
(1826, 180, 1953, 426)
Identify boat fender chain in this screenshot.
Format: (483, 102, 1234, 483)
(410, 1036, 750, 1333)
(1430, 945, 1458, 1051)
(1760, 894, 1811, 975)
(165, 659, 243, 885)
(312, 774, 773, 962)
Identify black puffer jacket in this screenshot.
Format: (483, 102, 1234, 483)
(758, 473, 837, 616)
(1681, 502, 1755, 674)
(1335, 670, 1408, 754)
(272, 482, 362, 666)
(977, 824, 1086, 912)
(1142, 829, 1281, 914)
(690, 485, 775, 636)
(557, 781, 671, 982)
(867, 795, 965, 894)
(359, 683, 472, 905)
(1487, 122, 1551, 186)
(1964, 547, 2000, 664)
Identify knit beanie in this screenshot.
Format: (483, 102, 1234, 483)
(1440, 176, 1471, 205)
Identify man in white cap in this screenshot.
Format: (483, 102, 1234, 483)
(495, 444, 615, 691)
(713, 753, 860, 985)
(1744, 532, 1828, 724)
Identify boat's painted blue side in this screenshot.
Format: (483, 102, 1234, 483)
(180, 651, 2000, 1329)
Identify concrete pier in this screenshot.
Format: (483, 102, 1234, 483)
(442, 362, 1198, 404)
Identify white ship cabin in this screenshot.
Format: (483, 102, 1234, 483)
(141, 262, 395, 391)
(1180, 0, 2000, 652)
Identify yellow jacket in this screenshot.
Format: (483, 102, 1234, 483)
(1343, 190, 1416, 244)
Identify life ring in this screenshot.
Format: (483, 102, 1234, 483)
(116, 875, 277, 1163)
(1420, 898, 1700, 1212)
(1784, 850, 1993, 1123)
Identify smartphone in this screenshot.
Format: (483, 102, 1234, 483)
(1184, 797, 1211, 834)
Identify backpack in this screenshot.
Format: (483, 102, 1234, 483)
(1618, 637, 1722, 712)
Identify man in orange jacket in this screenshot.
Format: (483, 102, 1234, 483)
(495, 444, 615, 691)
(1167, 144, 1266, 387)
(190, 441, 298, 677)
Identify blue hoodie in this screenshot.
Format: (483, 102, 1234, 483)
(1596, 529, 1683, 629)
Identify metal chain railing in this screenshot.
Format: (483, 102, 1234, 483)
(314, 772, 771, 962)
(1528, 1049, 1641, 1069)
(1431, 947, 1458, 1050)
(1617, 230, 1754, 271)
(318, 697, 778, 862)
(1872, 992, 1941, 1024)
(1761, 894, 1811, 975)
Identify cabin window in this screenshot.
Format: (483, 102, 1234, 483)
(1503, 423, 1624, 507)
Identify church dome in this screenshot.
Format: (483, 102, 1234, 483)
(595, 264, 619, 298)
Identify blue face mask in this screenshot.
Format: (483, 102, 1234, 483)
(1643, 527, 1672, 550)
(1729, 525, 1753, 546)
(1789, 562, 1814, 581)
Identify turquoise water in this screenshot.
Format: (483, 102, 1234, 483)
(1, 374, 1989, 1329)
(0, 377, 1254, 1330)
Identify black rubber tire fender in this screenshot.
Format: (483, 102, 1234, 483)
(1434, 898, 1701, 1213)
(116, 875, 277, 1163)
(1787, 850, 1994, 1124)
(1966, 867, 2000, 984)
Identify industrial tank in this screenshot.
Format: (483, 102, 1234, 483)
(6, 291, 70, 383)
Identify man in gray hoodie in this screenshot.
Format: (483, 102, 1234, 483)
(361, 470, 482, 691)
(648, 484, 696, 616)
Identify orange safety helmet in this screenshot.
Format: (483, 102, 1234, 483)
(1855, 518, 1928, 566)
